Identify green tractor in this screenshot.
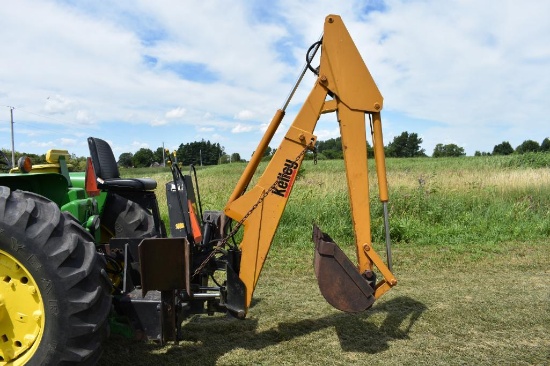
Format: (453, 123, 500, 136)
(0, 141, 170, 364)
(0, 137, 234, 365)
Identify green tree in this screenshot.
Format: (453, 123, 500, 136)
(316, 137, 340, 159)
(118, 152, 134, 168)
(176, 139, 225, 166)
(323, 150, 343, 159)
(259, 146, 276, 162)
(516, 140, 540, 154)
(132, 148, 154, 167)
(65, 153, 83, 172)
(219, 154, 230, 164)
(230, 153, 241, 162)
(315, 136, 373, 159)
(432, 143, 466, 158)
(540, 137, 550, 152)
(0, 149, 47, 168)
(153, 147, 165, 165)
(386, 132, 425, 157)
(317, 137, 341, 155)
(492, 141, 514, 155)
(262, 146, 274, 158)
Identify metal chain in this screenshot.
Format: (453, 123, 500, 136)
(191, 139, 315, 279)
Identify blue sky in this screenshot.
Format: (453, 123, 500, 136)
(1, 0, 549, 160)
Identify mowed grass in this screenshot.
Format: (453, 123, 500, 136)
(100, 156, 550, 365)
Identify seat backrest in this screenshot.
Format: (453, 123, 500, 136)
(88, 137, 120, 180)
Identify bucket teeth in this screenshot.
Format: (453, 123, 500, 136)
(312, 224, 375, 313)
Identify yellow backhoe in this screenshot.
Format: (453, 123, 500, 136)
(223, 14, 396, 316)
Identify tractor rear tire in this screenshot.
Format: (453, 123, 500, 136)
(0, 187, 111, 365)
(101, 193, 158, 238)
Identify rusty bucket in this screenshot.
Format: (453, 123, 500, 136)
(313, 224, 375, 312)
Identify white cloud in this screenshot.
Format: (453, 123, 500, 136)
(20, 140, 55, 149)
(165, 107, 186, 119)
(44, 95, 73, 114)
(0, 1, 548, 158)
(58, 138, 78, 148)
(150, 118, 168, 126)
(259, 123, 270, 133)
(234, 110, 255, 120)
(76, 110, 94, 124)
(314, 128, 340, 141)
(212, 133, 225, 141)
(231, 123, 255, 133)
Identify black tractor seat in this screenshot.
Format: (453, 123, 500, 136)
(95, 177, 157, 191)
(88, 137, 157, 191)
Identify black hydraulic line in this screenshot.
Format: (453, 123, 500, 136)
(166, 153, 189, 236)
(104, 254, 122, 274)
(190, 164, 204, 226)
(210, 274, 223, 288)
(281, 34, 323, 111)
(306, 39, 323, 76)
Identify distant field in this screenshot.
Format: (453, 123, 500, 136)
(101, 155, 550, 365)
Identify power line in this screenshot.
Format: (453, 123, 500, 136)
(15, 120, 73, 135)
(3, 105, 79, 163)
(3, 105, 88, 136)
(10, 106, 78, 126)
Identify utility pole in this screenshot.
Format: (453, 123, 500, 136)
(9, 107, 15, 167)
(162, 142, 165, 167)
(200, 149, 203, 166)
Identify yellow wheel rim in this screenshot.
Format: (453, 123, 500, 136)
(0, 249, 45, 365)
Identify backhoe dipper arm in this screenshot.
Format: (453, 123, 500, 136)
(224, 15, 396, 315)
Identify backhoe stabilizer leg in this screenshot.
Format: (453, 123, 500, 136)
(312, 225, 376, 313)
(225, 251, 247, 319)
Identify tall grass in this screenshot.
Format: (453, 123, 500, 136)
(382, 159, 550, 247)
(121, 156, 550, 251)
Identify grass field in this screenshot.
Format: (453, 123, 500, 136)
(99, 155, 550, 365)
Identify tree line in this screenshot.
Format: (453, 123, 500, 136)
(315, 133, 550, 159)
(117, 139, 243, 168)
(314, 132, 429, 159)
(479, 138, 550, 156)
(2, 134, 549, 172)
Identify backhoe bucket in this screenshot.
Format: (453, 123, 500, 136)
(313, 225, 375, 312)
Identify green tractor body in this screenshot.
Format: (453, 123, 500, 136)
(0, 154, 107, 242)
(0, 142, 232, 365)
(0, 151, 112, 365)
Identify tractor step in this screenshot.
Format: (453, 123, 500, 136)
(313, 224, 375, 312)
